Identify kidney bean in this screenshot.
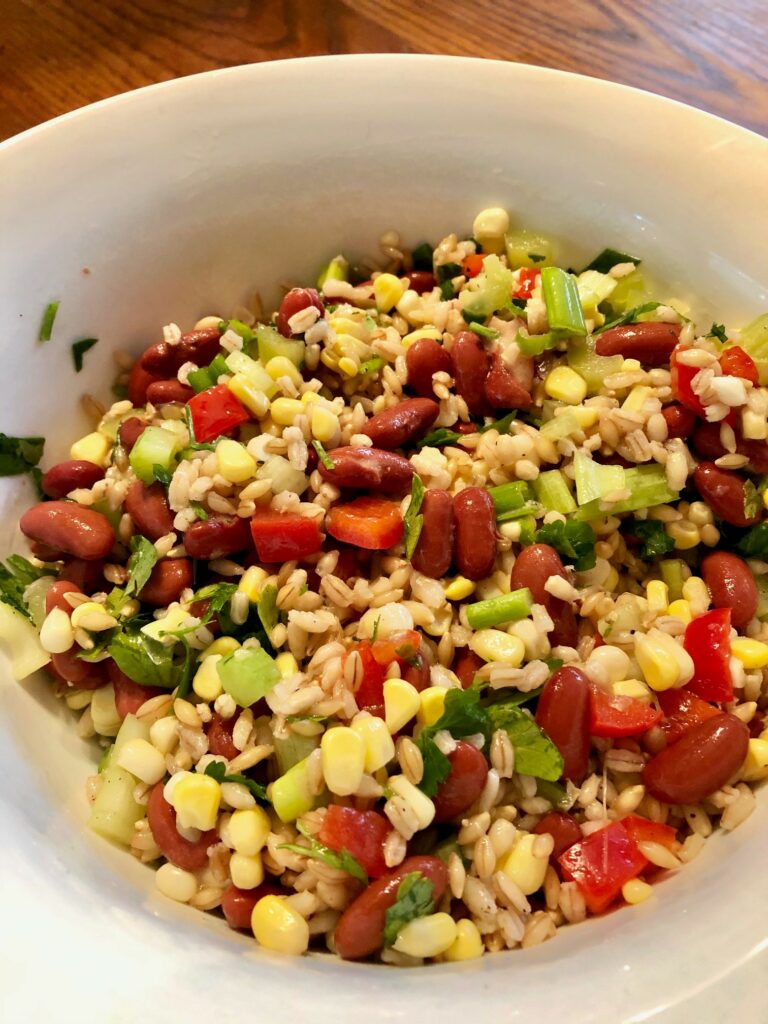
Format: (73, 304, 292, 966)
(510, 543, 578, 647)
(643, 714, 749, 804)
(147, 782, 217, 871)
(692, 421, 768, 473)
(408, 271, 437, 294)
(124, 480, 173, 541)
(693, 462, 761, 528)
(139, 559, 193, 606)
(59, 557, 106, 593)
(483, 351, 532, 409)
(402, 642, 432, 691)
(595, 322, 682, 366)
(334, 856, 448, 960)
(453, 648, 484, 689)
(184, 515, 253, 560)
(455, 422, 477, 435)
(701, 551, 759, 629)
(108, 662, 162, 719)
(221, 883, 287, 931)
(45, 579, 81, 615)
(50, 649, 109, 690)
(534, 811, 583, 859)
(317, 446, 414, 496)
(453, 487, 496, 581)
(535, 666, 591, 782)
(30, 540, 66, 560)
(749, 710, 766, 738)
(405, 337, 453, 398)
(411, 489, 454, 578)
(451, 331, 491, 416)
(364, 398, 439, 450)
(140, 326, 222, 376)
(20, 501, 115, 561)
(128, 361, 162, 407)
(276, 287, 325, 337)
(207, 712, 241, 760)
(661, 403, 697, 440)
(146, 379, 195, 405)
(432, 741, 489, 823)
(41, 460, 104, 500)
(119, 416, 148, 452)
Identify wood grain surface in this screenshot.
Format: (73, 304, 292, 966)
(1, 0, 767, 141)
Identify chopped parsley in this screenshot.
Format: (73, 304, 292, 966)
(312, 439, 336, 471)
(0, 555, 54, 619)
(631, 519, 675, 561)
(594, 302, 661, 335)
(535, 519, 596, 572)
(403, 473, 425, 561)
(203, 760, 268, 803)
(279, 821, 367, 883)
(708, 323, 728, 343)
(0, 433, 45, 477)
(417, 427, 463, 450)
(71, 337, 98, 372)
(383, 873, 435, 946)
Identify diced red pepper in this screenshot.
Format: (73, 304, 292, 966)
(318, 805, 390, 879)
(371, 629, 422, 668)
(327, 497, 403, 550)
(249, 510, 323, 562)
(588, 684, 662, 738)
(513, 267, 540, 300)
(719, 345, 759, 385)
(622, 814, 678, 853)
(670, 348, 708, 416)
(658, 688, 723, 745)
(683, 608, 733, 702)
(558, 821, 648, 914)
(349, 641, 387, 718)
(187, 384, 250, 443)
(462, 253, 485, 279)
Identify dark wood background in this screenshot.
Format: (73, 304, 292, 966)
(2, 0, 767, 141)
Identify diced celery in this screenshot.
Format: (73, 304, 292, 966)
(574, 452, 625, 505)
(91, 683, 121, 738)
(91, 498, 122, 530)
(459, 254, 515, 320)
(755, 575, 768, 621)
(517, 515, 537, 546)
(577, 270, 617, 319)
(575, 466, 677, 520)
(0, 602, 50, 680)
(541, 267, 587, 337)
(224, 350, 279, 397)
(739, 313, 768, 384)
(489, 481, 533, 516)
(274, 731, 320, 775)
(533, 470, 577, 514)
(605, 271, 649, 314)
(540, 409, 582, 441)
(256, 325, 305, 368)
(256, 455, 308, 496)
(567, 336, 623, 394)
(317, 255, 349, 290)
(88, 766, 145, 846)
(218, 647, 280, 708)
(505, 230, 554, 270)
(129, 426, 180, 484)
(271, 757, 317, 822)
(515, 330, 562, 357)
(466, 588, 533, 629)
(660, 559, 687, 602)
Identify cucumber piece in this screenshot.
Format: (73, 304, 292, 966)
(567, 336, 623, 394)
(0, 603, 50, 680)
(88, 766, 145, 846)
(129, 426, 180, 484)
(256, 325, 305, 369)
(105, 713, 151, 771)
(218, 647, 280, 708)
(224, 350, 278, 397)
(274, 731, 320, 775)
(256, 454, 308, 496)
(271, 756, 317, 822)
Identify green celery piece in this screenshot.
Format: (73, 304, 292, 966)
(567, 336, 623, 394)
(274, 732, 320, 775)
(573, 452, 625, 505)
(129, 426, 179, 484)
(660, 559, 687, 602)
(317, 255, 349, 290)
(575, 465, 677, 521)
(489, 481, 533, 516)
(515, 330, 562, 356)
(256, 324, 305, 368)
(466, 588, 533, 629)
(517, 515, 537, 546)
(540, 266, 587, 336)
(533, 470, 577, 514)
(605, 271, 650, 314)
(218, 647, 281, 708)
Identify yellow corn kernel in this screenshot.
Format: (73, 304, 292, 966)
(499, 833, 549, 895)
(571, 406, 600, 428)
(682, 576, 710, 616)
(270, 397, 304, 426)
(310, 405, 340, 443)
(742, 738, 768, 782)
(203, 637, 240, 660)
(192, 654, 224, 702)
(444, 918, 484, 961)
(393, 912, 458, 958)
(351, 713, 395, 773)
(387, 775, 435, 830)
(469, 629, 525, 666)
(764, 489, 768, 511)
(402, 327, 442, 349)
(251, 895, 309, 955)
(228, 373, 269, 417)
(238, 566, 268, 603)
(116, 737, 166, 785)
(230, 806, 271, 855)
(622, 878, 653, 905)
(667, 521, 700, 550)
(622, 385, 653, 413)
(646, 580, 669, 615)
(635, 628, 694, 691)
(170, 774, 221, 831)
(373, 272, 407, 312)
(39, 607, 75, 654)
(383, 678, 421, 734)
(396, 288, 422, 322)
(667, 599, 693, 624)
(155, 862, 198, 903)
(275, 652, 299, 678)
(417, 687, 447, 728)
(337, 356, 359, 378)
(544, 366, 588, 405)
(320, 727, 365, 796)
(216, 438, 256, 484)
(444, 576, 476, 601)
(230, 851, 265, 890)
(731, 638, 768, 669)
(70, 431, 111, 467)
(612, 679, 653, 703)
(603, 567, 620, 593)
(473, 207, 510, 254)
(265, 356, 303, 386)
(621, 358, 642, 372)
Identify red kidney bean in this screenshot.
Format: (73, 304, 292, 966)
(453, 648, 484, 689)
(451, 331, 491, 416)
(432, 741, 489, 823)
(139, 559, 192, 606)
(402, 641, 432, 691)
(276, 288, 325, 337)
(510, 544, 579, 648)
(30, 540, 66, 560)
(534, 811, 583, 859)
(140, 326, 222, 376)
(45, 579, 81, 615)
(147, 782, 217, 871)
(643, 714, 749, 804)
(405, 337, 453, 398)
(535, 666, 591, 782)
(692, 421, 768, 473)
(128, 361, 162, 407)
(701, 551, 759, 630)
(408, 271, 437, 294)
(455, 422, 477, 435)
(317, 446, 414, 496)
(41, 461, 104, 500)
(119, 416, 148, 452)
(594, 322, 682, 366)
(146, 379, 195, 405)
(483, 351, 532, 409)
(221, 883, 287, 931)
(661, 403, 697, 440)
(59, 557, 106, 593)
(184, 515, 253, 560)
(693, 462, 761, 528)
(411, 489, 454, 578)
(334, 856, 448, 960)
(108, 662, 162, 719)
(50, 649, 109, 690)
(207, 712, 241, 760)
(749, 711, 766, 738)
(20, 501, 115, 561)
(453, 486, 496, 581)
(364, 398, 439, 450)
(124, 480, 173, 541)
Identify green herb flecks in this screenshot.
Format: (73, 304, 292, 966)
(0, 433, 45, 477)
(190, 502, 209, 521)
(383, 873, 435, 947)
(631, 519, 675, 561)
(581, 248, 641, 275)
(593, 302, 661, 335)
(257, 583, 279, 636)
(535, 519, 597, 572)
(204, 759, 268, 803)
(279, 821, 367, 884)
(708, 323, 728, 344)
(359, 356, 384, 376)
(417, 427, 463, 450)
(71, 337, 98, 372)
(312, 440, 336, 470)
(403, 473, 425, 561)
(152, 464, 172, 487)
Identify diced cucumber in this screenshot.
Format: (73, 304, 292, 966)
(224, 350, 278, 397)
(256, 454, 308, 496)
(739, 313, 768, 385)
(575, 466, 677, 521)
(22, 576, 56, 629)
(129, 425, 180, 484)
(567, 336, 623, 394)
(274, 731, 320, 775)
(505, 230, 554, 270)
(574, 452, 625, 505)
(107, 713, 151, 771)
(606, 271, 649, 314)
(271, 756, 317, 822)
(577, 270, 617, 319)
(256, 325, 305, 369)
(88, 766, 145, 846)
(218, 647, 280, 708)
(0, 602, 50, 680)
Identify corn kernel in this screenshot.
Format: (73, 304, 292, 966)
(667, 521, 700, 550)
(170, 773, 221, 831)
(635, 628, 694, 691)
(667, 599, 693, 624)
(39, 607, 75, 654)
(444, 576, 475, 601)
(310, 405, 340, 443)
(393, 912, 458, 958)
(337, 356, 359, 378)
(251, 895, 309, 955)
(622, 385, 653, 413)
(742, 738, 768, 781)
(622, 878, 653, 905)
(621, 358, 642, 372)
(275, 652, 299, 678)
(499, 833, 549, 895)
(472, 207, 510, 254)
(469, 629, 525, 666)
(351, 713, 395, 773)
(603, 567, 620, 592)
(238, 566, 268, 603)
(70, 431, 111, 467)
(387, 775, 435, 830)
(764, 489, 768, 512)
(743, 409, 768, 441)
(731, 638, 768, 669)
(402, 327, 442, 349)
(444, 918, 484, 961)
(682, 576, 710, 616)
(417, 687, 447, 727)
(320, 726, 365, 796)
(202, 636, 240, 660)
(383, 678, 421, 733)
(373, 272, 408, 312)
(229, 806, 271, 856)
(192, 654, 224, 702)
(646, 580, 669, 615)
(216, 438, 256, 483)
(228, 374, 269, 418)
(230, 851, 265, 890)
(116, 737, 167, 785)
(612, 679, 653, 703)
(155, 863, 197, 903)
(396, 288, 422, 322)
(270, 397, 304, 425)
(571, 406, 600, 428)
(544, 366, 588, 405)
(265, 356, 302, 386)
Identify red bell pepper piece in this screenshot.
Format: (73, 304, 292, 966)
(326, 497, 403, 550)
(719, 345, 759, 385)
(513, 267, 540, 300)
(318, 805, 390, 879)
(462, 253, 485, 279)
(187, 384, 250, 443)
(589, 685, 662, 737)
(249, 510, 323, 562)
(683, 608, 733, 702)
(658, 688, 722, 745)
(621, 814, 678, 853)
(370, 629, 422, 668)
(558, 820, 648, 914)
(349, 641, 387, 718)
(670, 347, 707, 416)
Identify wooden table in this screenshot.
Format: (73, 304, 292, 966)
(2, 0, 767, 141)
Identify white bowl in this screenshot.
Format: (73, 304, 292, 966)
(1, 56, 767, 1023)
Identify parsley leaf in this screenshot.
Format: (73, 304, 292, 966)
(485, 704, 564, 781)
(182, 406, 217, 452)
(71, 337, 98, 372)
(185, 582, 237, 629)
(417, 687, 490, 796)
(0, 555, 54, 619)
(594, 302, 661, 335)
(708, 323, 728, 343)
(257, 583, 279, 636)
(737, 521, 768, 560)
(152, 464, 172, 487)
(203, 759, 268, 802)
(403, 473, 426, 561)
(278, 821, 368, 884)
(312, 439, 336, 470)
(479, 411, 517, 435)
(535, 519, 596, 572)
(38, 301, 59, 342)
(190, 502, 209, 521)
(383, 873, 435, 947)
(631, 519, 675, 561)
(108, 628, 181, 688)
(0, 433, 45, 477)
(417, 427, 463, 450)
(124, 535, 159, 600)
(581, 248, 641, 275)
